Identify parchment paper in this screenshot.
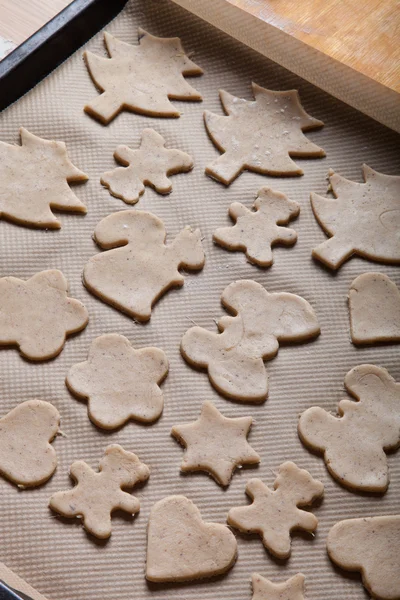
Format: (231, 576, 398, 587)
(0, 1, 399, 599)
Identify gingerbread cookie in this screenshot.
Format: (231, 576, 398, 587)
(0, 270, 88, 360)
(0, 128, 87, 228)
(83, 210, 205, 321)
(67, 333, 168, 429)
(311, 165, 400, 269)
(0, 400, 60, 487)
(49, 445, 149, 539)
(228, 462, 323, 559)
(84, 29, 203, 124)
(327, 516, 400, 600)
(146, 495, 237, 582)
(298, 364, 400, 492)
(204, 83, 324, 185)
(171, 401, 260, 486)
(349, 273, 400, 345)
(214, 188, 299, 266)
(252, 573, 307, 600)
(181, 280, 319, 402)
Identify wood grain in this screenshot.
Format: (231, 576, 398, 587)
(0, 0, 71, 45)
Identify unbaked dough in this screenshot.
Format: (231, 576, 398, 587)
(146, 495, 237, 582)
(0, 270, 88, 360)
(67, 333, 168, 429)
(171, 400, 260, 486)
(101, 128, 193, 204)
(83, 210, 205, 321)
(227, 462, 323, 559)
(0, 400, 60, 487)
(349, 272, 400, 344)
(0, 128, 87, 228)
(49, 444, 149, 539)
(327, 516, 400, 600)
(298, 364, 400, 492)
(204, 82, 324, 185)
(252, 573, 307, 600)
(84, 29, 203, 123)
(311, 165, 400, 269)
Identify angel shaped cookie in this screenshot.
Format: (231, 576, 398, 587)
(204, 83, 324, 185)
(311, 165, 400, 269)
(84, 29, 203, 124)
(83, 210, 205, 321)
(181, 280, 320, 402)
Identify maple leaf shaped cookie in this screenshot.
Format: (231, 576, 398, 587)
(0, 270, 88, 360)
(83, 210, 205, 321)
(0, 400, 60, 487)
(49, 444, 150, 539)
(251, 573, 307, 600)
(311, 165, 400, 269)
(0, 128, 87, 228)
(171, 401, 260, 486)
(101, 128, 193, 205)
(181, 280, 320, 402)
(204, 83, 324, 185)
(84, 29, 203, 124)
(298, 364, 400, 493)
(228, 462, 324, 559)
(214, 187, 300, 266)
(67, 333, 168, 429)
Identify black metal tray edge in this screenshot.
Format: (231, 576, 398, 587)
(0, 0, 128, 113)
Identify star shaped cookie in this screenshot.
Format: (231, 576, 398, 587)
(171, 401, 260, 486)
(252, 573, 307, 600)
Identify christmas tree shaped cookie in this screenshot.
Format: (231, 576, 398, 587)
(84, 29, 203, 124)
(0, 128, 87, 228)
(204, 83, 324, 185)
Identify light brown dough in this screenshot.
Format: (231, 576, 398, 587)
(349, 272, 400, 345)
(0, 270, 88, 360)
(67, 333, 168, 429)
(298, 364, 400, 493)
(171, 400, 260, 486)
(84, 29, 203, 124)
(0, 128, 87, 228)
(0, 400, 60, 487)
(227, 462, 324, 559)
(181, 280, 320, 402)
(83, 210, 205, 321)
(214, 187, 299, 266)
(146, 495, 237, 582)
(327, 516, 400, 600)
(49, 444, 149, 539)
(101, 128, 193, 205)
(252, 573, 307, 600)
(204, 82, 324, 185)
(311, 165, 400, 269)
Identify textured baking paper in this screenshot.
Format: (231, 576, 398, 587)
(0, 1, 399, 600)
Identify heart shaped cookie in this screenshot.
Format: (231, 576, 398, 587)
(146, 495, 237, 582)
(0, 400, 60, 487)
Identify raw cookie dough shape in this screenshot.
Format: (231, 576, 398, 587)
(84, 29, 203, 124)
(227, 462, 323, 559)
(0, 128, 87, 228)
(0, 270, 89, 360)
(349, 273, 400, 345)
(298, 364, 400, 493)
(146, 495, 237, 582)
(171, 400, 260, 486)
(49, 444, 149, 539)
(204, 82, 324, 185)
(213, 187, 300, 267)
(83, 210, 205, 322)
(67, 333, 168, 429)
(101, 128, 194, 205)
(181, 280, 320, 402)
(311, 165, 400, 269)
(252, 573, 307, 600)
(0, 400, 60, 487)
(327, 516, 400, 600)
